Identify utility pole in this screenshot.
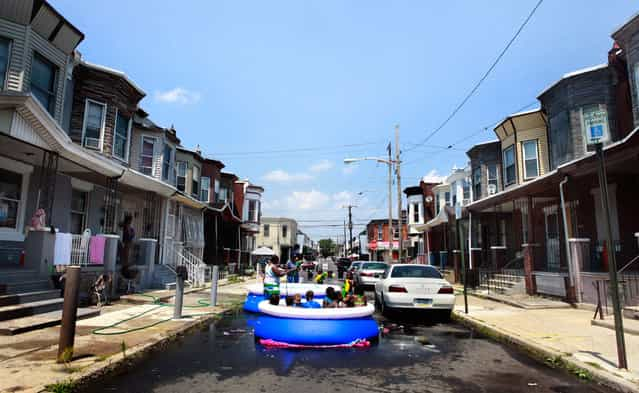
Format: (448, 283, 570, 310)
(395, 124, 403, 262)
(596, 143, 627, 369)
(343, 220, 347, 257)
(387, 142, 393, 263)
(342, 204, 357, 257)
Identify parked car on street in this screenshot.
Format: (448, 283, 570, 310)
(347, 261, 362, 274)
(354, 262, 388, 291)
(374, 264, 454, 320)
(300, 260, 317, 271)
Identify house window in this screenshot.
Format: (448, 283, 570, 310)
(214, 179, 220, 202)
(472, 167, 481, 200)
(487, 164, 498, 194)
(0, 38, 10, 89)
(378, 224, 383, 241)
(435, 193, 441, 214)
(263, 224, 270, 237)
(176, 161, 187, 192)
(192, 165, 200, 198)
(412, 203, 419, 223)
(0, 168, 22, 230)
(200, 176, 210, 202)
(113, 111, 130, 161)
(248, 200, 258, 222)
(522, 140, 539, 179)
(503, 146, 516, 186)
(82, 100, 106, 150)
(462, 179, 471, 202)
(282, 225, 288, 239)
(444, 191, 451, 206)
(31, 53, 56, 114)
(70, 189, 88, 234)
(140, 137, 155, 176)
(219, 186, 228, 202)
(162, 144, 173, 181)
(393, 226, 400, 239)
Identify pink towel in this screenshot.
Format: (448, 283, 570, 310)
(259, 338, 371, 349)
(89, 235, 106, 264)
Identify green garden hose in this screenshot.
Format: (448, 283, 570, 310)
(91, 295, 216, 335)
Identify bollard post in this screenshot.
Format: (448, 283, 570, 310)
(174, 266, 186, 319)
(57, 265, 81, 363)
(210, 265, 219, 307)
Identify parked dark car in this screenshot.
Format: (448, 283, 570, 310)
(336, 257, 352, 279)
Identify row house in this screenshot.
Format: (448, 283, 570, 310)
(403, 174, 441, 262)
(365, 219, 408, 262)
(257, 217, 298, 261)
(0, 1, 263, 298)
(454, 12, 639, 304)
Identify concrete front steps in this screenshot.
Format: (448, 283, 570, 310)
(479, 274, 526, 295)
(0, 281, 99, 335)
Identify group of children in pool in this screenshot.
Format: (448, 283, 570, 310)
(268, 286, 368, 308)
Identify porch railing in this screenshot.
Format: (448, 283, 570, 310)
(70, 233, 91, 266)
(174, 247, 207, 287)
(478, 268, 525, 295)
(593, 273, 639, 318)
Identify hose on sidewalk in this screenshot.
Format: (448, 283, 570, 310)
(91, 294, 216, 336)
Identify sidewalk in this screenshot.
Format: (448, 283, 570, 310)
(0, 280, 249, 393)
(454, 294, 639, 392)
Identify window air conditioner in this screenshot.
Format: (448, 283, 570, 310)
(487, 184, 497, 195)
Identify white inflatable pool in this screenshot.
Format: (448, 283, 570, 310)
(257, 301, 375, 320)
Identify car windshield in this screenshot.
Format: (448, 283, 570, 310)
(351, 262, 361, 269)
(362, 262, 387, 270)
(390, 266, 442, 279)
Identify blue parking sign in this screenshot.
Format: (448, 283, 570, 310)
(590, 125, 603, 139)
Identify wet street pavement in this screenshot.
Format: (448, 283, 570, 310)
(80, 308, 611, 393)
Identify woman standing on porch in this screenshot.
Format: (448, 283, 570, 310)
(119, 215, 135, 267)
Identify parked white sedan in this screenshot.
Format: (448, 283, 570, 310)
(374, 264, 455, 320)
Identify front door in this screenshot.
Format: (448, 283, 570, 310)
(544, 206, 560, 272)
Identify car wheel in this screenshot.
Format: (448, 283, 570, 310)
(380, 294, 391, 316)
(374, 292, 381, 310)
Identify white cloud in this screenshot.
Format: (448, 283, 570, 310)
(262, 169, 313, 183)
(422, 169, 445, 184)
(309, 159, 333, 173)
(154, 87, 201, 104)
(286, 190, 330, 210)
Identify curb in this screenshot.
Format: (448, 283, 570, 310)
(457, 288, 572, 310)
(452, 311, 639, 393)
(41, 301, 242, 392)
(592, 318, 639, 336)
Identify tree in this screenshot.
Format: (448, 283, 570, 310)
(318, 238, 336, 258)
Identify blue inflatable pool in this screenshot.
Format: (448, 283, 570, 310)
(253, 315, 379, 345)
(243, 283, 340, 313)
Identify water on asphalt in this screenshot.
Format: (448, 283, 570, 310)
(80, 309, 611, 393)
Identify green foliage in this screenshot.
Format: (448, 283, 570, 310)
(45, 380, 75, 393)
(545, 355, 592, 381)
(58, 347, 73, 364)
(319, 238, 336, 257)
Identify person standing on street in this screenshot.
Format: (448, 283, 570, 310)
(264, 255, 295, 297)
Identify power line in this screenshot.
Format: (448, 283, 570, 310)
(404, 0, 544, 153)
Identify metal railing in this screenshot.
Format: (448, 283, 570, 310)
(173, 247, 207, 287)
(593, 273, 639, 318)
(478, 268, 525, 295)
(70, 233, 91, 266)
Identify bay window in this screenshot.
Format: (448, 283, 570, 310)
(412, 202, 420, 223)
(503, 146, 516, 186)
(200, 176, 210, 202)
(82, 100, 106, 150)
(176, 161, 187, 192)
(214, 179, 220, 202)
(522, 140, 539, 179)
(444, 191, 451, 206)
(0, 168, 22, 230)
(0, 38, 10, 89)
(31, 53, 56, 114)
(462, 179, 471, 202)
(487, 164, 498, 194)
(113, 110, 131, 161)
(248, 200, 258, 222)
(140, 136, 156, 176)
(472, 166, 481, 200)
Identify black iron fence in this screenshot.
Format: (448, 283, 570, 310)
(478, 268, 525, 295)
(593, 273, 639, 318)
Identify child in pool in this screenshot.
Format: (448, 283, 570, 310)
(293, 293, 302, 307)
(302, 290, 321, 308)
(269, 294, 280, 306)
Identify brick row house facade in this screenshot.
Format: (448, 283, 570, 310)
(407, 12, 639, 306)
(0, 1, 263, 299)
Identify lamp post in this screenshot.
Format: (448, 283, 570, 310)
(344, 151, 396, 262)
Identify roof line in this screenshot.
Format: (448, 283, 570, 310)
(80, 60, 145, 96)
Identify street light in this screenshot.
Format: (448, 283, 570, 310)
(344, 153, 396, 262)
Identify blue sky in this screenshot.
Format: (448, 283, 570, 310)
(52, 0, 638, 241)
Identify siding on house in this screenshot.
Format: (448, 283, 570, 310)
(467, 141, 501, 200)
(612, 13, 639, 128)
(68, 64, 144, 162)
(538, 66, 617, 169)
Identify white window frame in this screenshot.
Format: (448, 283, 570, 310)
(377, 224, 383, 241)
(263, 224, 270, 237)
(248, 199, 258, 222)
(31, 52, 57, 114)
(191, 165, 201, 198)
(200, 176, 210, 203)
(81, 99, 107, 151)
(487, 163, 499, 193)
(176, 160, 187, 192)
(522, 139, 539, 180)
(503, 145, 516, 186)
(0, 37, 12, 90)
(162, 143, 175, 182)
(112, 108, 132, 162)
(139, 135, 157, 176)
(0, 156, 32, 241)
